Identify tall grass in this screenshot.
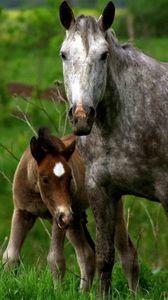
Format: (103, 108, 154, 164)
(1, 262, 168, 300)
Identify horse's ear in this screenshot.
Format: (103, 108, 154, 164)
(59, 1, 75, 30)
(98, 1, 115, 31)
(62, 140, 76, 160)
(30, 136, 46, 164)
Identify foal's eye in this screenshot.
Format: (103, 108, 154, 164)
(100, 51, 109, 61)
(60, 52, 67, 60)
(41, 176, 49, 184)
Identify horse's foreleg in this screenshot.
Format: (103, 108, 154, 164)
(3, 208, 36, 269)
(47, 222, 66, 282)
(115, 198, 139, 293)
(66, 218, 95, 291)
(89, 187, 118, 298)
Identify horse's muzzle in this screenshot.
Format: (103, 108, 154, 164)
(68, 104, 95, 136)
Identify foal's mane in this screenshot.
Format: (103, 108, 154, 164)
(38, 127, 65, 155)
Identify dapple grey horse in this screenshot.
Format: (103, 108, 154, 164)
(59, 0, 168, 297)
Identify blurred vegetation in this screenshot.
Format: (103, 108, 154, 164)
(0, 0, 46, 8)
(127, 0, 168, 37)
(0, 0, 126, 9)
(0, 1, 168, 298)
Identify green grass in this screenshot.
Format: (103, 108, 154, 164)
(0, 263, 168, 300)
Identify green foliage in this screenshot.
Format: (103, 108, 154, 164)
(0, 1, 63, 50)
(0, 2, 64, 100)
(0, 0, 47, 9)
(17, 8, 59, 49)
(73, 0, 97, 8)
(127, 0, 168, 37)
(98, 0, 126, 8)
(113, 8, 128, 38)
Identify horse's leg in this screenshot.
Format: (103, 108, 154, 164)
(66, 218, 95, 291)
(47, 221, 66, 282)
(3, 208, 36, 268)
(89, 186, 118, 298)
(115, 198, 139, 293)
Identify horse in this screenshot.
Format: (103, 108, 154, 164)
(2, 127, 138, 292)
(59, 0, 168, 297)
(3, 127, 95, 291)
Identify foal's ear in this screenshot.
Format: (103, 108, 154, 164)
(98, 1, 115, 31)
(30, 137, 46, 164)
(59, 1, 75, 30)
(62, 140, 76, 161)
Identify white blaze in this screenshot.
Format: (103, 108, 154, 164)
(61, 30, 108, 108)
(53, 162, 65, 177)
(57, 205, 72, 215)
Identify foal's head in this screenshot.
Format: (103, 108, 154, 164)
(30, 128, 76, 230)
(59, 1, 115, 135)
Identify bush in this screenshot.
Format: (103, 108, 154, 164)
(0, 0, 64, 50)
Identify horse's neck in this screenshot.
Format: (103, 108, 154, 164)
(96, 34, 167, 138)
(96, 34, 141, 133)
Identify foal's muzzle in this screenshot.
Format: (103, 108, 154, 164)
(68, 104, 95, 136)
(56, 211, 73, 230)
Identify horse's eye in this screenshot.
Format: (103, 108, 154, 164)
(100, 51, 108, 61)
(41, 176, 49, 184)
(60, 52, 67, 60)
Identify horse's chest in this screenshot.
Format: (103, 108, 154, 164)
(79, 134, 152, 195)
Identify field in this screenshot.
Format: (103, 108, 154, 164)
(0, 5, 168, 299)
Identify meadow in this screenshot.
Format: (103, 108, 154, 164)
(0, 3, 168, 299)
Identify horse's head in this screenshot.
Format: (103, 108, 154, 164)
(30, 128, 76, 230)
(59, 1, 115, 135)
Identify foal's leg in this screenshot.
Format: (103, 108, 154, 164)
(47, 221, 66, 282)
(66, 218, 95, 291)
(115, 198, 139, 293)
(3, 208, 36, 268)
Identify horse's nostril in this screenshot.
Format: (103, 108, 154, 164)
(68, 107, 73, 118)
(89, 106, 95, 117)
(58, 212, 64, 225)
(74, 117, 78, 125)
(68, 105, 77, 119)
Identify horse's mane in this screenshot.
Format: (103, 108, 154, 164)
(38, 127, 65, 155)
(69, 14, 131, 55)
(106, 28, 132, 51)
